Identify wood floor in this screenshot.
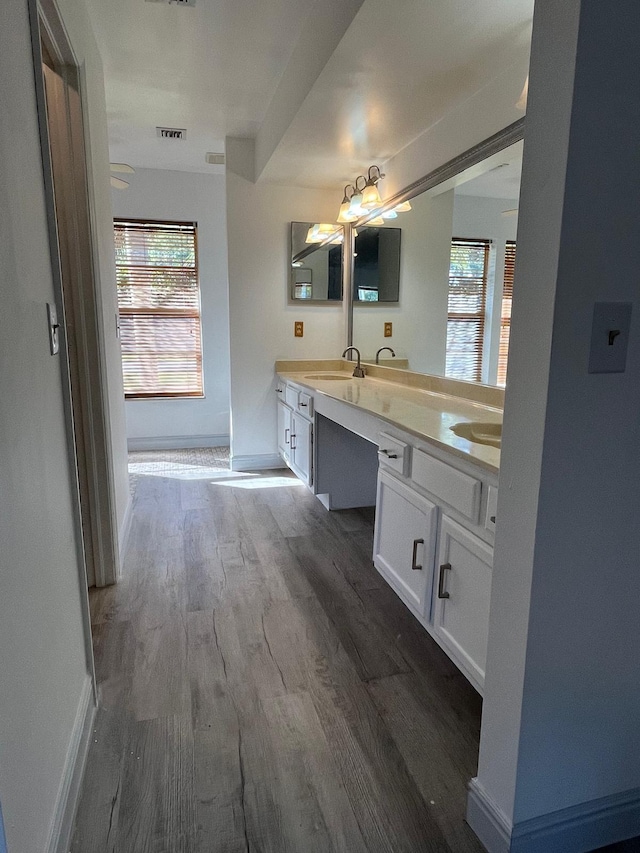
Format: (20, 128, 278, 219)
(71, 449, 487, 852)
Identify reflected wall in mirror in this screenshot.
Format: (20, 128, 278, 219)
(352, 135, 522, 386)
(290, 222, 344, 302)
(353, 227, 401, 302)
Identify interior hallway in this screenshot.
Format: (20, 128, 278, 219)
(71, 448, 487, 852)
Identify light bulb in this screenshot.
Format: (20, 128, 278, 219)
(361, 181, 383, 210)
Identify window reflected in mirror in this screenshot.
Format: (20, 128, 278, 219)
(352, 136, 522, 386)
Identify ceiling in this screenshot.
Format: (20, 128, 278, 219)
(86, 0, 533, 186)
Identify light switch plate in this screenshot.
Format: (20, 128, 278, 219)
(588, 302, 632, 373)
(47, 302, 60, 355)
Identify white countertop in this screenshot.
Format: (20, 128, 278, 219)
(277, 369, 502, 474)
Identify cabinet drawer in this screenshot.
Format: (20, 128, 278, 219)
(377, 432, 410, 476)
(298, 392, 314, 418)
(285, 385, 299, 410)
(412, 448, 481, 523)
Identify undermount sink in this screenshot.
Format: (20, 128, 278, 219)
(304, 373, 353, 381)
(450, 421, 502, 448)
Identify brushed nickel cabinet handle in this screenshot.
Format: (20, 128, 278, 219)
(411, 538, 424, 570)
(284, 428, 290, 444)
(290, 434, 296, 450)
(438, 562, 451, 598)
(300, 401, 308, 407)
(381, 449, 398, 459)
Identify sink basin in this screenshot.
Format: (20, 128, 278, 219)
(450, 421, 502, 448)
(304, 373, 353, 381)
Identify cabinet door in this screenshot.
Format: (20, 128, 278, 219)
(433, 516, 493, 692)
(291, 413, 312, 486)
(373, 470, 437, 618)
(277, 401, 292, 461)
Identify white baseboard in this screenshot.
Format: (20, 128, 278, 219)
(46, 675, 96, 853)
(467, 777, 511, 853)
(127, 434, 230, 451)
(118, 496, 133, 570)
(230, 453, 285, 472)
(467, 776, 640, 853)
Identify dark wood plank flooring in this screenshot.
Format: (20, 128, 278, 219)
(71, 452, 488, 852)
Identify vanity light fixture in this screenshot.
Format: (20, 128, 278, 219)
(337, 185, 358, 223)
(381, 209, 398, 220)
(368, 216, 386, 226)
(347, 175, 367, 218)
(394, 200, 412, 213)
(305, 223, 342, 243)
(361, 165, 385, 210)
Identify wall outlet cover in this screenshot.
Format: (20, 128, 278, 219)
(295, 321, 304, 337)
(384, 322, 393, 337)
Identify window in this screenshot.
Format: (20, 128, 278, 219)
(497, 240, 516, 387)
(446, 238, 490, 382)
(114, 219, 203, 398)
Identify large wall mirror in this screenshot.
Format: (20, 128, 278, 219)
(350, 121, 524, 386)
(290, 222, 344, 302)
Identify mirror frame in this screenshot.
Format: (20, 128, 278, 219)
(346, 117, 525, 347)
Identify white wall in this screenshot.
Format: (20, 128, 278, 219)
(452, 194, 518, 384)
(352, 189, 454, 371)
(474, 0, 640, 846)
(112, 168, 231, 448)
(226, 137, 345, 467)
(0, 1, 92, 849)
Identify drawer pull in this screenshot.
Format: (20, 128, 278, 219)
(300, 402, 308, 407)
(284, 428, 289, 445)
(411, 538, 424, 570)
(381, 449, 398, 459)
(438, 562, 451, 599)
(290, 433, 296, 450)
(276, 388, 282, 393)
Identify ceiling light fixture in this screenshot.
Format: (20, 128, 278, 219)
(347, 175, 367, 218)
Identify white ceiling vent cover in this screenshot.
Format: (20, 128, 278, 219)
(156, 127, 187, 140)
(146, 0, 195, 6)
(205, 153, 225, 165)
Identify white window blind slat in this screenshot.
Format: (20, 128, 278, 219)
(497, 240, 516, 387)
(446, 238, 490, 382)
(114, 220, 203, 398)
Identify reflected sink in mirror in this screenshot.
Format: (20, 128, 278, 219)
(450, 421, 502, 448)
(304, 373, 353, 381)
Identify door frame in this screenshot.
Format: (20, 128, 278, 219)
(27, 0, 121, 687)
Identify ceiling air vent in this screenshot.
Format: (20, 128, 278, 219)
(146, 0, 196, 6)
(156, 127, 187, 140)
(205, 152, 225, 166)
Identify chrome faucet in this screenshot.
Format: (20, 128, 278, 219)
(342, 346, 366, 378)
(375, 346, 396, 364)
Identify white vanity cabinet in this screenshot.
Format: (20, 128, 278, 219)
(373, 471, 438, 617)
(289, 411, 313, 485)
(374, 435, 496, 693)
(432, 517, 493, 690)
(276, 381, 313, 487)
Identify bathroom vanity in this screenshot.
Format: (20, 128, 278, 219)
(275, 359, 502, 694)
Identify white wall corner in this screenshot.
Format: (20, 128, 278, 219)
(225, 137, 256, 183)
(230, 453, 285, 472)
(45, 676, 96, 853)
(467, 777, 512, 853)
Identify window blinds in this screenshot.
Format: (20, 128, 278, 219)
(114, 220, 203, 398)
(446, 238, 490, 382)
(497, 240, 516, 387)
